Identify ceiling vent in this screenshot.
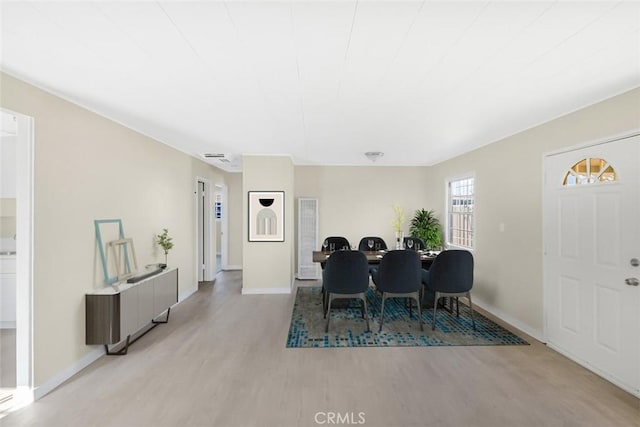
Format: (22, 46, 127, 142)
(203, 153, 225, 158)
(364, 151, 384, 162)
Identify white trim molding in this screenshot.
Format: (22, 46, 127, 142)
(241, 287, 291, 295)
(471, 297, 544, 343)
(179, 288, 198, 303)
(194, 177, 215, 282)
(222, 265, 242, 271)
(546, 342, 639, 398)
(34, 347, 104, 400)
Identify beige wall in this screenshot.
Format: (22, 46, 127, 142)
(427, 87, 640, 336)
(0, 72, 226, 387)
(2, 68, 637, 391)
(242, 156, 294, 291)
(224, 172, 243, 268)
(292, 89, 639, 336)
(294, 166, 434, 253)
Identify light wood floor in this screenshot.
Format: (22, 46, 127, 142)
(3, 271, 638, 427)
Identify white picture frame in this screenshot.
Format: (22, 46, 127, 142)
(248, 191, 285, 242)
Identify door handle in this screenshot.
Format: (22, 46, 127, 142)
(625, 278, 639, 286)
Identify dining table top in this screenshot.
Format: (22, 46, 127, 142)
(312, 250, 437, 264)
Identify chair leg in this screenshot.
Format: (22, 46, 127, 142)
(379, 294, 386, 332)
(322, 286, 327, 318)
(408, 297, 413, 318)
(456, 297, 460, 317)
(432, 292, 440, 330)
(414, 292, 423, 331)
(467, 292, 476, 331)
(361, 296, 370, 332)
(325, 294, 333, 333)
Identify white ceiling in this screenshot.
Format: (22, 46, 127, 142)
(1, 1, 639, 171)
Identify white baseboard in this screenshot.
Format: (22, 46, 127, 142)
(471, 297, 544, 343)
(178, 287, 197, 302)
(223, 265, 242, 271)
(547, 342, 639, 398)
(35, 293, 194, 401)
(34, 347, 104, 400)
(241, 286, 291, 295)
(0, 321, 16, 329)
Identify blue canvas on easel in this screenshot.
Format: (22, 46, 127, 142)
(95, 219, 133, 285)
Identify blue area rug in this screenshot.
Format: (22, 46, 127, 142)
(286, 286, 528, 348)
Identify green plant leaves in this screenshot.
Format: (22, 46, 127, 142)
(156, 228, 174, 254)
(409, 209, 442, 249)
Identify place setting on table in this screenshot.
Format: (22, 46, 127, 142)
(312, 239, 440, 264)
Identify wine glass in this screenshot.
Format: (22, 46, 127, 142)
(415, 242, 421, 251)
(367, 239, 374, 251)
(407, 239, 414, 250)
(322, 239, 328, 252)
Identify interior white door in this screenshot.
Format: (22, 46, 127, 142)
(544, 134, 639, 396)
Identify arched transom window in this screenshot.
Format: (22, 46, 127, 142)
(563, 157, 616, 186)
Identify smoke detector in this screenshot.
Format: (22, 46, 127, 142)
(364, 151, 384, 162)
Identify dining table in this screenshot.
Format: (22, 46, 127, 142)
(312, 250, 437, 265)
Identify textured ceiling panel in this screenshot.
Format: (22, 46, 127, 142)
(1, 1, 638, 171)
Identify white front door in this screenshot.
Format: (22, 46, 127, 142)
(544, 134, 640, 396)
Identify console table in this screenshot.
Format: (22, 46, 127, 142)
(86, 267, 178, 355)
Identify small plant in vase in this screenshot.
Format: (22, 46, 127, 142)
(391, 204, 405, 249)
(156, 228, 174, 268)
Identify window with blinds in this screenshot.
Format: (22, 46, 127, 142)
(447, 176, 474, 249)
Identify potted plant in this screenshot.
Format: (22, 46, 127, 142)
(391, 204, 405, 249)
(156, 228, 174, 267)
(410, 209, 442, 250)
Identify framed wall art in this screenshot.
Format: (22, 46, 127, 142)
(248, 191, 285, 242)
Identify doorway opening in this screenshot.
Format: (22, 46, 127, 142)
(214, 184, 228, 273)
(0, 109, 34, 415)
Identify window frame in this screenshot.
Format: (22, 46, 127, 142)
(445, 172, 476, 251)
(562, 157, 617, 186)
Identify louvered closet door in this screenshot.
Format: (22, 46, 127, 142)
(298, 198, 319, 280)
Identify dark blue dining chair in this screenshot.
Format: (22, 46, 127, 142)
(357, 236, 387, 251)
(320, 236, 352, 311)
(358, 236, 387, 275)
(403, 236, 426, 251)
(423, 250, 475, 331)
(323, 236, 351, 252)
(371, 250, 423, 332)
(323, 250, 370, 332)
